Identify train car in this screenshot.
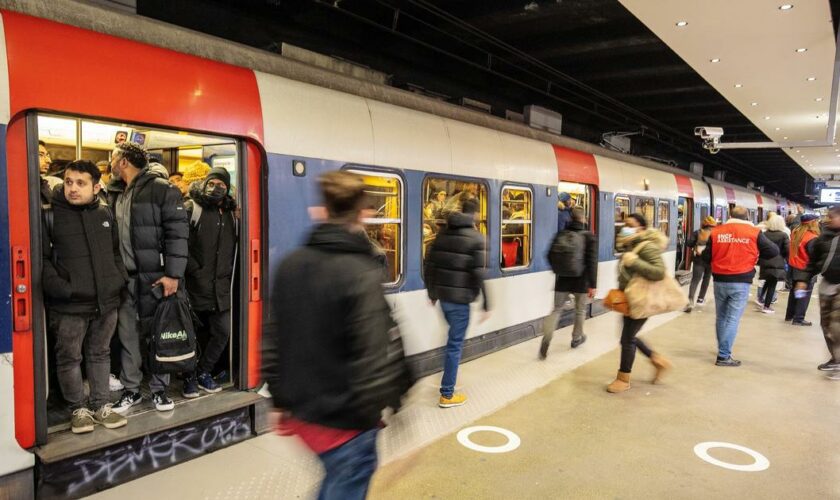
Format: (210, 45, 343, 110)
(0, 4, 778, 497)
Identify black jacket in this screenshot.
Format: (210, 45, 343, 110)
(759, 230, 789, 280)
(805, 228, 840, 284)
(185, 185, 237, 312)
(42, 187, 127, 315)
(550, 220, 598, 293)
(701, 223, 779, 283)
(263, 224, 405, 429)
(424, 212, 489, 310)
(686, 229, 711, 269)
(106, 168, 188, 321)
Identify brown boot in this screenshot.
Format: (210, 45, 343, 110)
(606, 371, 631, 393)
(650, 353, 672, 384)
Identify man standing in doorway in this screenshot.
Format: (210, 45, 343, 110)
(107, 142, 189, 414)
(702, 206, 778, 366)
(424, 198, 490, 408)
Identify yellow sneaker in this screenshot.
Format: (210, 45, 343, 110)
(438, 393, 467, 408)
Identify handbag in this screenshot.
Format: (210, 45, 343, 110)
(622, 241, 688, 319)
(603, 289, 630, 316)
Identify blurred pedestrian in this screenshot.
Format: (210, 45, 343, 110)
(684, 215, 716, 312)
(786, 214, 821, 326)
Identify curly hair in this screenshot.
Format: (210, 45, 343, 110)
(114, 141, 148, 169)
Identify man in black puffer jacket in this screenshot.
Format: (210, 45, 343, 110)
(182, 167, 237, 397)
(42, 160, 128, 433)
(106, 142, 189, 415)
(263, 171, 409, 500)
(424, 198, 489, 409)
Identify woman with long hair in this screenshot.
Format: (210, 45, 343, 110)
(756, 214, 790, 313)
(684, 216, 717, 312)
(608, 214, 672, 393)
(786, 214, 821, 325)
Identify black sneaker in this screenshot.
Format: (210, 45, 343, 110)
(570, 334, 587, 349)
(197, 372, 222, 393)
(696, 298, 705, 305)
(817, 360, 840, 371)
(715, 357, 742, 367)
(792, 320, 813, 326)
(112, 390, 142, 415)
(152, 391, 174, 411)
(182, 375, 200, 399)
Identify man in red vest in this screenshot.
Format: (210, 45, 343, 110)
(702, 206, 779, 366)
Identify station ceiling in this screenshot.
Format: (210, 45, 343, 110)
(138, 0, 840, 201)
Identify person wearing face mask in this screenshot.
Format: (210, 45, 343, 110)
(182, 166, 238, 397)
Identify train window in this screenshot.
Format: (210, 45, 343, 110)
(614, 195, 630, 252)
(658, 200, 670, 236)
(422, 177, 488, 259)
(699, 204, 710, 222)
(634, 197, 655, 226)
(501, 186, 532, 269)
(715, 205, 725, 222)
(349, 170, 403, 284)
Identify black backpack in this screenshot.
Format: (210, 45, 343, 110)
(549, 230, 586, 277)
(148, 292, 198, 374)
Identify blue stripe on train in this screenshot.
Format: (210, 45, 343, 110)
(0, 125, 10, 353)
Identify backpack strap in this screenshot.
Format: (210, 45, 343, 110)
(820, 235, 840, 275)
(189, 203, 203, 231)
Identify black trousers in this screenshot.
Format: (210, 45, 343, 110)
(195, 309, 232, 375)
(688, 260, 711, 302)
(786, 279, 814, 322)
(762, 277, 778, 309)
(620, 316, 652, 373)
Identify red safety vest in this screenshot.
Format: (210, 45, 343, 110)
(710, 222, 760, 275)
(789, 231, 817, 270)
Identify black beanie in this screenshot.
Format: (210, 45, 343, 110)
(205, 166, 231, 187)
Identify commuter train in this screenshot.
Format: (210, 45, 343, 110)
(0, 5, 801, 497)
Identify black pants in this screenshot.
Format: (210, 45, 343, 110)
(786, 279, 814, 322)
(688, 260, 711, 303)
(620, 316, 652, 373)
(762, 277, 778, 309)
(195, 309, 231, 375)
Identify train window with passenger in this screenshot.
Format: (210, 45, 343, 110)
(557, 181, 596, 231)
(614, 195, 630, 252)
(715, 205, 725, 222)
(501, 186, 532, 269)
(422, 177, 488, 260)
(634, 197, 655, 226)
(348, 170, 403, 284)
(657, 200, 670, 236)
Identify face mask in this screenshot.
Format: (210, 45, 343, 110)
(204, 183, 227, 203)
(619, 226, 638, 238)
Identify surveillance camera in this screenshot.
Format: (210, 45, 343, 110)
(694, 126, 724, 140)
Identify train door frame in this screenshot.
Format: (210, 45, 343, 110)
(676, 196, 694, 272)
(24, 111, 257, 444)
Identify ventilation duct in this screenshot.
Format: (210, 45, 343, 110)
(689, 162, 704, 176)
(460, 97, 492, 114)
(713, 170, 726, 181)
(524, 105, 562, 135)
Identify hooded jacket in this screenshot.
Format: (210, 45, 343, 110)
(42, 186, 127, 315)
(758, 230, 789, 280)
(550, 220, 598, 293)
(424, 212, 489, 310)
(185, 182, 237, 312)
(263, 224, 407, 429)
(804, 227, 840, 284)
(106, 167, 189, 321)
(617, 229, 668, 291)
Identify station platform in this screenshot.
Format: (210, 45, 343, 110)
(91, 287, 839, 499)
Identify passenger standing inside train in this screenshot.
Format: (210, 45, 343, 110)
(264, 171, 409, 500)
(107, 142, 189, 414)
(540, 206, 597, 358)
(557, 191, 574, 231)
(607, 214, 671, 393)
(799, 206, 840, 372)
(684, 216, 716, 312)
(182, 167, 237, 398)
(702, 206, 778, 367)
(424, 198, 490, 408)
(42, 160, 128, 433)
(756, 215, 789, 314)
(785, 214, 821, 326)
(39, 140, 61, 204)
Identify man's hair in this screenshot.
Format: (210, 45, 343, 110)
(627, 213, 647, 228)
(64, 159, 101, 183)
(38, 140, 46, 148)
(319, 170, 367, 221)
(461, 198, 479, 215)
(114, 141, 148, 169)
(730, 206, 749, 220)
(571, 206, 586, 223)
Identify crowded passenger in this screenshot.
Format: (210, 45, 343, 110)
(684, 215, 716, 312)
(263, 170, 411, 500)
(429, 190, 446, 219)
(424, 197, 490, 408)
(169, 171, 188, 196)
(607, 214, 672, 393)
(556, 191, 574, 231)
(42, 160, 128, 433)
(755, 214, 789, 314)
(39, 140, 61, 205)
(541, 206, 597, 358)
(785, 214, 821, 326)
(702, 206, 778, 367)
(182, 167, 237, 397)
(107, 141, 189, 414)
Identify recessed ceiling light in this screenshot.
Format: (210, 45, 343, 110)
(796, 48, 808, 53)
(676, 21, 688, 27)
(801, 155, 806, 158)
(783, 136, 789, 140)
(734, 83, 743, 88)
(816, 97, 824, 102)
(796, 150, 801, 152)
(779, 4, 794, 10)
(750, 102, 758, 106)
(764, 116, 771, 120)
(775, 127, 781, 131)
(710, 58, 721, 63)
(807, 77, 817, 81)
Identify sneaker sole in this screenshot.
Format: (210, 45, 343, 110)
(198, 385, 222, 394)
(98, 419, 128, 430)
(155, 403, 175, 412)
(438, 401, 466, 408)
(112, 399, 141, 415)
(71, 424, 95, 434)
(182, 392, 200, 399)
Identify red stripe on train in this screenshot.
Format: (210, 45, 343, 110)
(552, 145, 599, 186)
(674, 174, 694, 198)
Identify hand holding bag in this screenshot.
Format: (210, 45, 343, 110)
(623, 241, 688, 319)
(603, 289, 630, 315)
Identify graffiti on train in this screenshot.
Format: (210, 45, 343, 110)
(41, 408, 252, 499)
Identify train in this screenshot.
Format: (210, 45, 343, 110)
(0, 3, 803, 497)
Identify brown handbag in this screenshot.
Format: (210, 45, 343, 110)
(603, 289, 630, 316)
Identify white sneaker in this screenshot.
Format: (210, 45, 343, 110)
(109, 374, 124, 392)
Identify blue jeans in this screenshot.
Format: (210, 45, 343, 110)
(317, 428, 379, 500)
(713, 282, 750, 359)
(440, 301, 470, 397)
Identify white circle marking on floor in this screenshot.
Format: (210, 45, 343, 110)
(693, 441, 770, 472)
(457, 426, 521, 454)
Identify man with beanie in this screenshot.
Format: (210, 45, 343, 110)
(557, 192, 574, 231)
(182, 166, 238, 397)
